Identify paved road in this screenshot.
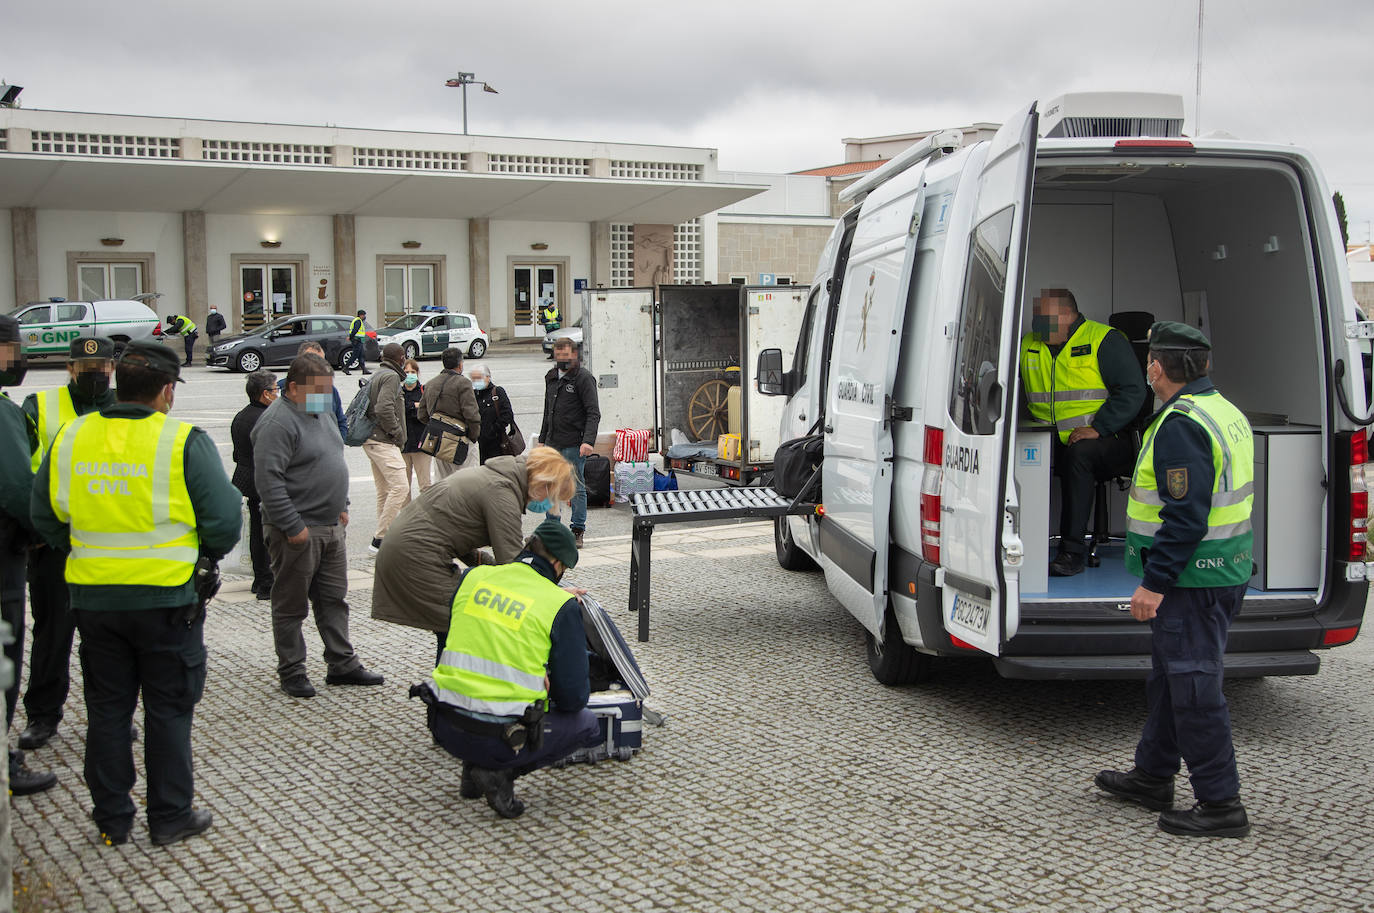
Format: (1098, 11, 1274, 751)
(7, 345, 1374, 912)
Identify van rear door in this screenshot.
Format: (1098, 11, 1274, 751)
(581, 288, 657, 448)
(819, 163, 929, 638)
(937, 103, 1038, 655)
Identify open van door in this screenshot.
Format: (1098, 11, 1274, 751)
(937, 103, 1038, 656)
(581, 287, 658, 447)
(819, 162, 930, 638)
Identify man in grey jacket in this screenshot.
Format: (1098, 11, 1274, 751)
(418, 347, 482, 481)
(252, 352, 383, 698)
(364, 342, 409, 555)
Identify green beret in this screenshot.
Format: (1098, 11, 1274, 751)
(1148, 321, 1211, 351)
(69, 336, 115, 361)
(532, 518, 579, 569)
(118, 339, 184, 383)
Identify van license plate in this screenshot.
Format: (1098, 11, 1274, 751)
(951, 593, 990, 635)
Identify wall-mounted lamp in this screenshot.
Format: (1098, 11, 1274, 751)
(260, 240, 282, 249)
(100, 237, 125, 247)
(401, 240, 422, 249)
(530, 242, 548, 251)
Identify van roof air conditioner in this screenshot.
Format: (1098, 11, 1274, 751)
(1041, 92, 1185, 139)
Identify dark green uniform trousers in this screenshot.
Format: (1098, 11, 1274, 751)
(23, 546, 75, 726)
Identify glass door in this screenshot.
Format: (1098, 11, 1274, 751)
(241, 264, 297, 330)
(512, 264, 559, 338)
(382, 264, 435, 323)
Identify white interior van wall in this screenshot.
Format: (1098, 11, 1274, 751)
(354, 217, 469, 316)
(0, 210, 12, 310)
(1111, 193, 1183, 320)
(37, 210, 184, 305)
(1167, 168, 1320, 425)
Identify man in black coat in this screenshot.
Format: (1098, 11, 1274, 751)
(205, 307, 227, 345)
(537, 337, 600, 548)
(232, 370, 279, 599)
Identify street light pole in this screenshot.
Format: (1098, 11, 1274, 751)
(444, 71, 499, 136)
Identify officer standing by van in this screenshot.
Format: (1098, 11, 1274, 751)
(17, 337, 117, 751)
(163, 313, 199, 367)
(31, 341, 242, 846)
(1095, 322, 1254, 838)
(1019, 288, 1145, 576)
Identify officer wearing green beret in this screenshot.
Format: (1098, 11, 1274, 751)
(419, 518, 600, 819)
(17, 336, 117, 751)
(1096, 321, 1255, 838)
(31, 340, 242, 846)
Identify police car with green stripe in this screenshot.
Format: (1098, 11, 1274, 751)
(7, 297, 159, 360)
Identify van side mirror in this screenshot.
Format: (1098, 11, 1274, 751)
(757, 348, 787, 396)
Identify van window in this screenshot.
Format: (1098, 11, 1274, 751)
(55, 304, 88, 322)
(792, 286, 820, 384)
(948, 206, 1014, 435)
(19, 306, 50, 325)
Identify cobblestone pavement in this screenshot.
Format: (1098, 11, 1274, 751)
(11, 501, 1374, 913)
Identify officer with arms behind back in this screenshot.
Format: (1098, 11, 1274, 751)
(1020, 288, 1146, 576)
(0, 315, 58, 795)
(418, 518, 601, 819)
(18, 336, 118, 751)
(1095, 322, 1254, 838)
(32, 340, 242, 847)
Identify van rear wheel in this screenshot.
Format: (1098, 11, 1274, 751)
(866, 608, 932, 686)
(774, 516, 817, 571)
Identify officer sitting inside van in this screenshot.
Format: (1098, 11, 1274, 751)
(1019, 288, 1146, 577)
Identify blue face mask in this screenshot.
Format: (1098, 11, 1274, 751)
(304, 392, 332, 414)
(472, 380, 488, 391)
(526, 497, 553, 514)
(404, 373, 418, 386)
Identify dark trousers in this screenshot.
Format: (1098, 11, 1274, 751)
(1133, 583, 1247, 802)
(246, 499, 273, 594)
(1053, 430, 1136, 555)
(350, 338, 366, 372)
(0, 525, 27, 734)
(182, 333, 195, 365)
(265, 523, 359, 681)
(432, 706, 601, 775)
(23, 546, 75, 725)
(76, 607, 206, 836)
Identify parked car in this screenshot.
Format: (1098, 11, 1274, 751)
(376, 310, 488, 360)
(8, 297, 159, 359)
(206, 313, 380, 372)
(542, 318, 583, 355)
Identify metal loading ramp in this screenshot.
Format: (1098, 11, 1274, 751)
(629, 487, 815, 641)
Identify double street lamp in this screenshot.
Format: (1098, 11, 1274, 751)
(444, 71, 499, 136)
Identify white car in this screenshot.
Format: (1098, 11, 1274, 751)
(376, 310, 488, 360)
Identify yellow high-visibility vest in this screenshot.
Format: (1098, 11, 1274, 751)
(30, 386, 77, 472)
(1020, 319, 1116, 444)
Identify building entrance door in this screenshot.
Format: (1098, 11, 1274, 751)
(241, 264, 297, 330)
(512, 264, 559, 338)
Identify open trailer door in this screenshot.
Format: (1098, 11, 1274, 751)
(936, 102, 1038, 656)
(581, 287, 658, 448)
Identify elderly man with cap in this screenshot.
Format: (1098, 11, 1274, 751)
(1095, 321, 1255, 838)
(17, 336, 118, 751)
(417, 518, 600, 819)
(32, 340, 242, 847)
(0, 315, 58, 796)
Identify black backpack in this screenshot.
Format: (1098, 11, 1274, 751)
(584, 454, 612, 507)
(773, 434, 823, 501)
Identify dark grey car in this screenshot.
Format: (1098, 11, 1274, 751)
(206, 314, 381, 372)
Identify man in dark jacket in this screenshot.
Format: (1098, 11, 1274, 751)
(418, 347, 482, 481)
(231, 371, 278, 599)
(538, 337, 601, 548)
(365, 343, 409, 555)
(205, 307, 227, 345)
(18, 336, 118, 752)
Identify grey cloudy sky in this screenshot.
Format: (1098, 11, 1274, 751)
(6, 0, 1374, 235)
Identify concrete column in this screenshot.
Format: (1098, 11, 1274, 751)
(332, 145, 353, 167)
(181, 210, 208, 326)
(11, 208, 37, 309)
(590, 158, 611, 179)
(469, 218, 491, 333)
(333, 214, 356, 316)
(5, 128, 32, 153)
(467, 151, 489, 173)
(179, 137, 203, 161)
(590, 221, 611, 288)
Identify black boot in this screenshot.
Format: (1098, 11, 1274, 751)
(470, 766, 524, 818)
(1158, 798, 1250, 838)
(460, 762, 481, 800)
(18, 718, 58, 750)
(9, 750, 56, 796)
(1094, 768, 1174, 811)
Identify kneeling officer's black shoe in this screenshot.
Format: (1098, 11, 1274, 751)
(1094, 768, 1174, 811)
(460, 763, 481, 800)
(470, 766, 524, 819)
(1158, 798, 1250, 838)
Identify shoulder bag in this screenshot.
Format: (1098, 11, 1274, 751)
(417, 374, 470, 465)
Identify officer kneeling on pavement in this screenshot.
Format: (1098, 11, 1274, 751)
(413, 519, 600, 819)
(1095, 321, 1254, 838)
(31, 340, 242, 847)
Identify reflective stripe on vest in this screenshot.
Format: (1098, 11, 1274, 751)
(349, 317, 364, 337)
(1019, 320, 1116, 444)
(1124, 391, 1255, 587)
(50, 412, 199, 587)
(431, 563, 567, 717)
(30, 386, 77, 472)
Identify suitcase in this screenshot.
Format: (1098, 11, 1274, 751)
(553, 690, 643, 765)
(584, 454, 612, 507)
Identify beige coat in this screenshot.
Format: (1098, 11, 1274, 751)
(370, 455, 529, 632)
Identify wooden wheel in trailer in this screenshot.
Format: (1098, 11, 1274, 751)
(687, 379, 731, 442)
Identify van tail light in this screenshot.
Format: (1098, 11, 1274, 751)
(153, 321, 163, 337)
(949, 635, 979, 651)
(1350, 430, 1369, 561)
(1114, 139, 1195, 150)
(920, 425, 944, 565)
(1322, 626, 1360, 647)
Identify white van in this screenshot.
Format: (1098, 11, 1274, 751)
(758, 92, 1372, 683)
(8, 297, 159, 359)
